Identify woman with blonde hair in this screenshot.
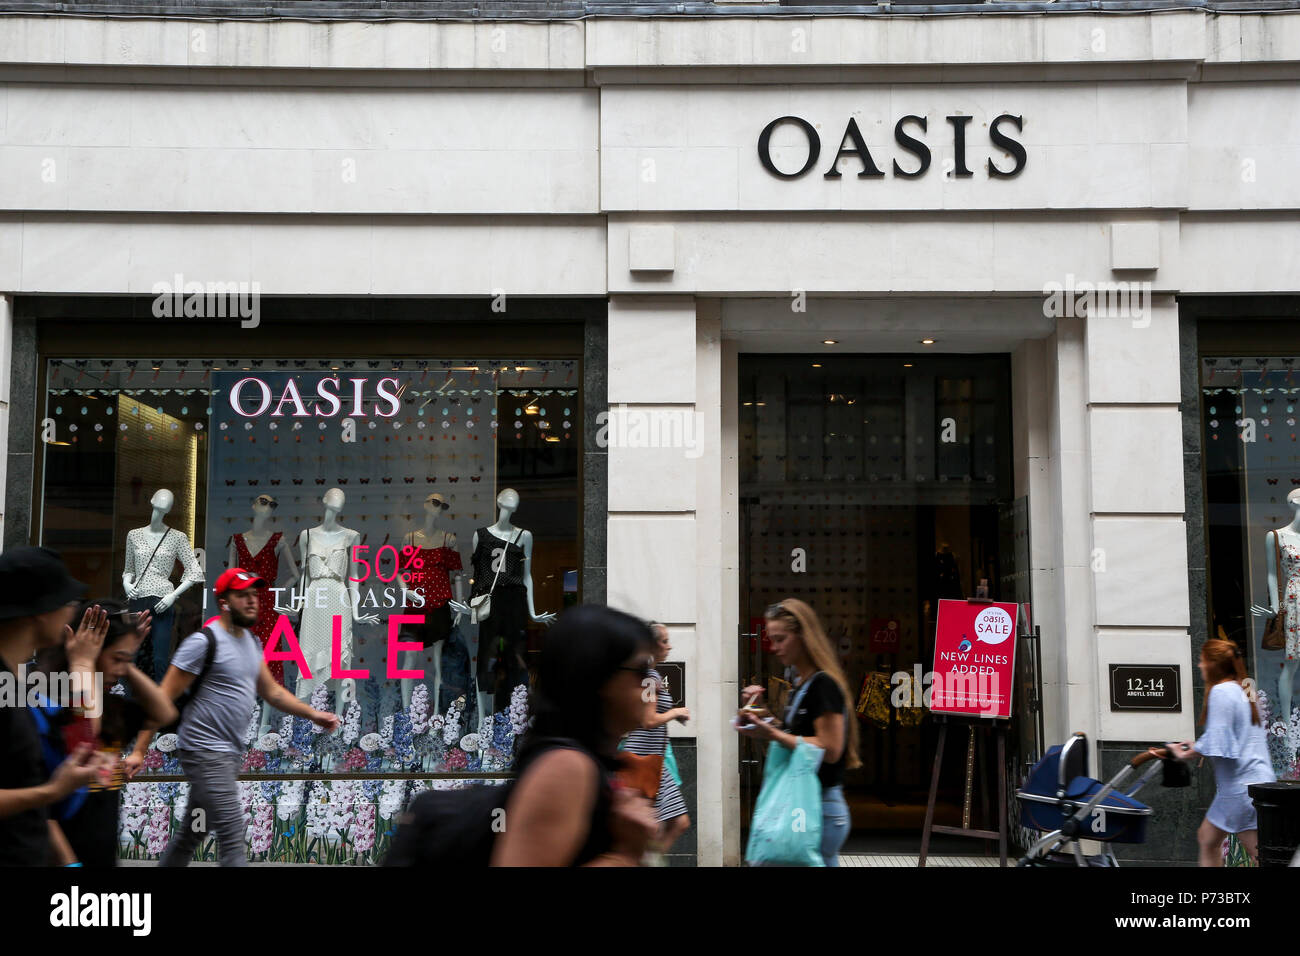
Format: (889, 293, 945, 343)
(736, 599, 860, 865)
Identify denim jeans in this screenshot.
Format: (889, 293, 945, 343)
(160, 750, 248, 867)
(129, 598, 174, 683)
(820, 785, 851, 867)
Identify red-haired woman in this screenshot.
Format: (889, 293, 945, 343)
(1170, 639, 1275, 866)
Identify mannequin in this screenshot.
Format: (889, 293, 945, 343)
(398, 493, 462, 713)
(122, 488, 204, 681)
(449, 488, 556, 716)
(295, 488, 378, 719)
(229, 494, 300, 735)
(1263, 488, 1300, 734)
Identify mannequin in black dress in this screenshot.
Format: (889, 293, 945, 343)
(449, 488, 556, 715)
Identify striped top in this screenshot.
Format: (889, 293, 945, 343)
(624, 667, 671, 756)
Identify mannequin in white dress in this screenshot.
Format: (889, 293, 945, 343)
(122, 488, 204, 680)
(294, 488, 378, 718)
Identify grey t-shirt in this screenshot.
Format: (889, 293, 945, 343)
(173, 620, 264, 754)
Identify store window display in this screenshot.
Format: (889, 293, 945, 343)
(1201, 355, 1300, 779)
(38, 355, 582, 862)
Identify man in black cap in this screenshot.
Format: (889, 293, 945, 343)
(0, 546, 104, 865)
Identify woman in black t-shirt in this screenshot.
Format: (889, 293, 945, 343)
(35, 598, 177, 866)
(735, 599, 861, 866)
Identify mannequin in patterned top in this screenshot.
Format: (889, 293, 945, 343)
(398, 492, 463, 712)
(122, 488, 204, 681)
(229, 493, 299, 734)
(1264, 488, 1300, 738)
(449, 488, 556, 716)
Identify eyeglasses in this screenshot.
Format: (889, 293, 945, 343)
(617, 660, 654, 680)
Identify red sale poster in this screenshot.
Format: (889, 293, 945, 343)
(929, 599, 1018, 718)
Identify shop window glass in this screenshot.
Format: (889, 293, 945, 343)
(1201, 356, 1300, 778)
(40, 357, 581, 851)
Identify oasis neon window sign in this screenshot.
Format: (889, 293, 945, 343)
(229, 376, 403, 418)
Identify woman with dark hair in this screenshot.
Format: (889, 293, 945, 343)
(1170, 638, 1275, 866)
(622, 623, 691, 858)
(491, 604, 660, 866)
(35, 598, 177, 866)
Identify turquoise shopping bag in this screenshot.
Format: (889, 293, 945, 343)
(744, 738, 825, 866)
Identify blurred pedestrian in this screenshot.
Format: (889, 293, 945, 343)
(0, 546, 102, 866)
(622, 622, 691, 859)
(1171, 638, 1275, 866)
(492, 605, 660, 866)
(736, 598, 860, 866)
(34, 598, 178, 866)
(152, 568, 339, 866)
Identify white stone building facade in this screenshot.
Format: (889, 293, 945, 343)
(1, 7, 1297, 864)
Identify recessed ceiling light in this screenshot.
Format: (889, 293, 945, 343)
(920, 338, 936, 346)
(822, 339, 838, 346)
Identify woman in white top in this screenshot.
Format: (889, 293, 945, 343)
(1170, 638, 1276, 866)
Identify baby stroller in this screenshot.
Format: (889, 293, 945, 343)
(1016, 733, 1189, 866)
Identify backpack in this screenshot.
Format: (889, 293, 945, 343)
(30, 700, 88, 821)
(158, 626, 219, 736)
(383, 738, 607, 867)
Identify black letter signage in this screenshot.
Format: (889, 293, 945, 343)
(757, 116, 820, 180)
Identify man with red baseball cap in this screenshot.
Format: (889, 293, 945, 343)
(145, 567, 340, 867)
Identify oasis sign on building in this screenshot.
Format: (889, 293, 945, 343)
(757, 114, 1026, 180)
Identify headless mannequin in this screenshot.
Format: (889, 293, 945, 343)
(449, 488, 555, 721)
(295, 489, 378, 726)
(228, 499, 299, 579)
(123, 488, 203, 680)
(399, 498, 458, 714)
(230, 496, 300, 735)
(1264, 491, 1300, 727)
(123, 489, 201, 613)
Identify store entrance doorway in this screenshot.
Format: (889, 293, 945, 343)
(737, 353, 1022, 855)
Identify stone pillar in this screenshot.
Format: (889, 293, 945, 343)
(1084, 295, 1193, 747)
